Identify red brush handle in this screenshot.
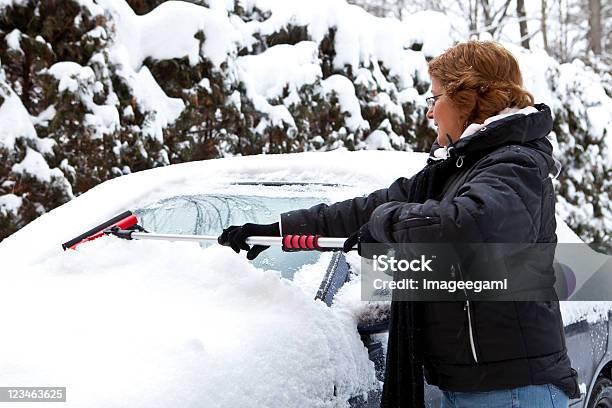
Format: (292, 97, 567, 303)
(282, 234, 321, 251)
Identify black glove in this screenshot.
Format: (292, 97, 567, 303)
(343, 222, 379, 257)
(217, 222, 280, 260)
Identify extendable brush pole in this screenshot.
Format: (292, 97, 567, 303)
(107, 229, 348, 250)
(63, 211, 350, 251)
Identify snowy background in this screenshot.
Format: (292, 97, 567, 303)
(0, 0, 610, 251)
(0, 1, 610, 406)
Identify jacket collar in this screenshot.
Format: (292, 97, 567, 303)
(459, 105, 539, 140)
(430, 104, 554, 160)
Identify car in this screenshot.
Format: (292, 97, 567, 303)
(0, 151, 610, 407)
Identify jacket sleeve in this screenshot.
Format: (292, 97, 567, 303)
(368, 148, 544, 244)
(280, 176, 414, 237)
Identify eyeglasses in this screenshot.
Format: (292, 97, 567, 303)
(426, 93, 444, 109)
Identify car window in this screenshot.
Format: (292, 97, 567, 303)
(134, 194, 329, 280)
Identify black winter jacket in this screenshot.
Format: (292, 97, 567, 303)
(280, 104, 580, 400)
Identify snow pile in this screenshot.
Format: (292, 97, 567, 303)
(11, 147, 62, 183)
(401, 10, 457, 58)
(0, 73, 38, 150)
(101, 0, 238, 141)
(321, 75, 370, 133)
(46, 61, 120, 138)
(236, 41, 322, 129)
(234, 0, 448, 79)
(105, 0, 238, 69)
(0, 239, 375, 407)
(0, 193, 22, 216)
(47, 61, 96, 93)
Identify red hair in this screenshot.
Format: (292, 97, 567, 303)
(428, 41, 534, 125)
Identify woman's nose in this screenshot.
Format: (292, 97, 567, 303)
(426, 105, 434, 119)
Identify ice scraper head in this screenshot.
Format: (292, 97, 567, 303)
(62, 211, 138, 250)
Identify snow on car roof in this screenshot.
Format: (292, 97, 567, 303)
(0, 150, 427, 264)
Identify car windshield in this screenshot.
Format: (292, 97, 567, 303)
(134, 194, 328, 280)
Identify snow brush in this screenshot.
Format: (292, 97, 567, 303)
(62, 211, 349, 251)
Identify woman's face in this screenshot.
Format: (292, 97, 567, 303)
(427, 77, 465, 147)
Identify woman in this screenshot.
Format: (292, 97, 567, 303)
(218, 41, 579, 407)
